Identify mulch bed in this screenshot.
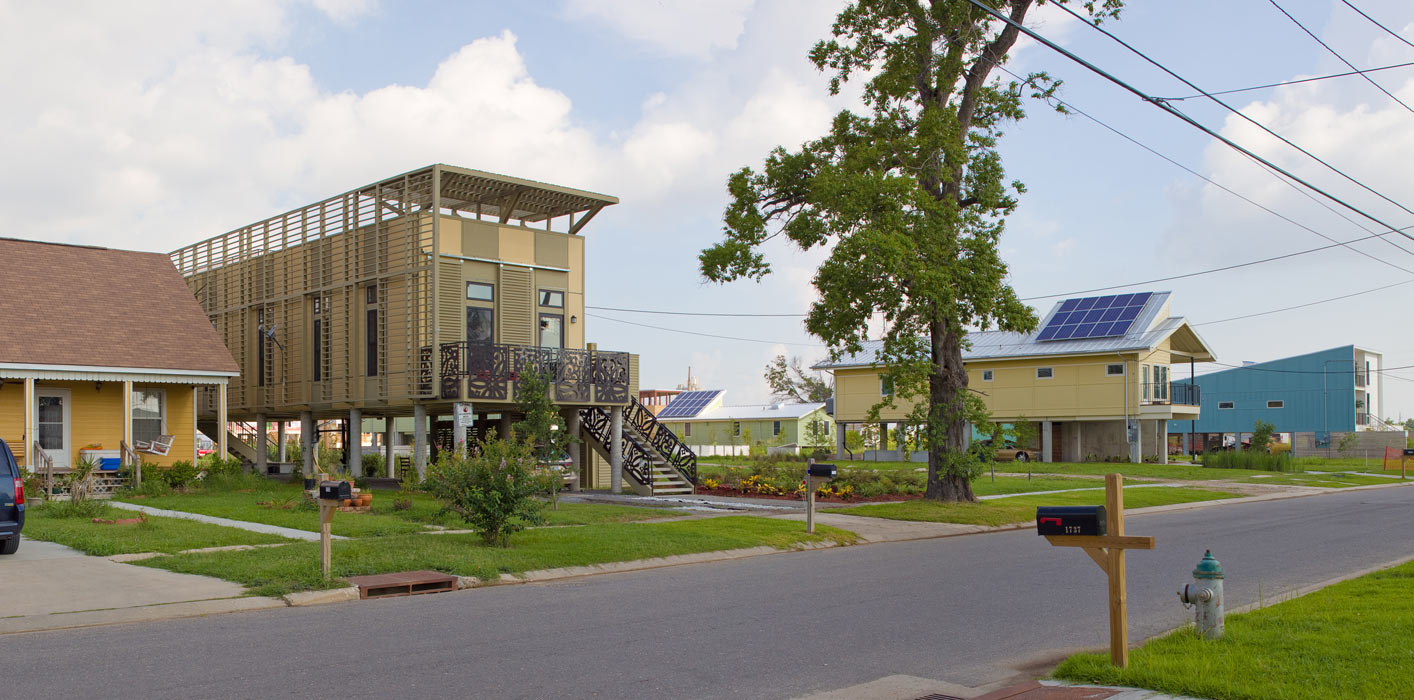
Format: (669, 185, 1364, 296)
(91, 517, 145, 525)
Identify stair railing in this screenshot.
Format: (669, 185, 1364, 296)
(579, 407, 653, 486)
(625, 398, 696, 485)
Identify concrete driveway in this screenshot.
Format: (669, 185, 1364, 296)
(0, 538, 281, 634)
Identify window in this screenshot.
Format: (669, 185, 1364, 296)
(1106, 363, 1125, 376)
(366, 285, 379, 377)
(1036, 367, 1054, 379)
(311, 296, 327, 382)
(773, 420, 781, 436)
(1218, 401, 1235, 410)
(538, 314, 563, 348)
(1155, 365, 1169, 401)
(880, 376, 894, 396)
(467, 307, 494, 344)
(538, 289, 564, 308)
(466, 282, 494, 301)
(733, 421, 741, 437)
(1267, 400, 1284, 409)
(684, 423, 691, 437)
(132, 389, 165, 444)
(981, 369, 994, 381)
(256, 308, 267, 387)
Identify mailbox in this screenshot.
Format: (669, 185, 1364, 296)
(1036, 505, 1107, 536)
(1404, 448, 1414, 457)
(319, 480, 352, 501)
(808, 463, 837, 479)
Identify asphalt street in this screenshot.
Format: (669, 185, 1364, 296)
(4, 485, 1411, 699)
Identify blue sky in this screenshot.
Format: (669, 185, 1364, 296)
(2, 0, 1411, 420)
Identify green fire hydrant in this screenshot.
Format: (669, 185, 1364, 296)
(1178, 550, 1225, 639)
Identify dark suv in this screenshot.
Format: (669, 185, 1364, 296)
(1, 437, 24, 555)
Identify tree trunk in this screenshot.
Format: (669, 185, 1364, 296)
(924, 319, 977, 503)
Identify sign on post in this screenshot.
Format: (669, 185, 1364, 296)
(1037, 474, 1155, 668)
(453, 403, 474, 453)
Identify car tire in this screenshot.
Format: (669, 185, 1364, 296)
(1016, 452, 1029, 462)
(0, 537, 18, 555)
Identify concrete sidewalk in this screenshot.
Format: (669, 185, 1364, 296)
(107, 501, 340, 541)
(0, 538, 284, 635)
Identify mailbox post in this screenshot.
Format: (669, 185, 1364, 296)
(1037, 474, 1155, 668)
(317, 480, 351, 580)
(804, 461, 836, 534)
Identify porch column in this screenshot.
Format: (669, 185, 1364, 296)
(277, 421, 287, 466)
(384, 417, 395, 479)
(191, 390, 199, 467)
(610, 406, 623, 494)
(1130, 419, 1142, 464)
(1159, 420, 1169, 465)
(300, 411, 314, 478)
(564, 407, 582, 489)
(22, 377, 34, 469)
(255, 413, 268, 474)
(216, 383, 228, 460)
(499, 413, 514, 442)
(413, 403, 427, 481)
(836, 421, 847, 459)
(122, 380, 133, 462)
(1041, 421, 1054, 463)
(348, 408, 363, 477)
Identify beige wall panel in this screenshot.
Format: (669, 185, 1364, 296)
(498, 227, 535, 265)
(462, 219, 498, 259)
(438, 216, 463, 257)
(566, 292, 585, 348)
(534, 231, 570, 269)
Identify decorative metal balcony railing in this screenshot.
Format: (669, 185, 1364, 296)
(625, 397, 697, 485)
(434, 342, 630, 404)
(580, 405, 653, 486)
(1143, 382, 1200, 406)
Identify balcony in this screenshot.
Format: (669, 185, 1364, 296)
(1142, 382, 1200, 407)
(432, 342, 630, 405)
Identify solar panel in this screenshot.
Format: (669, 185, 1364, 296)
(658, 390, 723, 419)
(1036, 292, 1153, 342)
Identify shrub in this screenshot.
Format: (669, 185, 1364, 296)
(1250, 420, 1276, 453)
(424, 438, 545, 547)
(38, 499, 106, 519)
(1201, 449, 1296, 472)
(361, 453, 385, 478)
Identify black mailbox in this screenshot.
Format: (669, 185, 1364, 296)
(1036, 505, 1107, 536)
(808, 463, 837, 478)
(1404, 448, 1414, 457)
(319, 480, 351, 501)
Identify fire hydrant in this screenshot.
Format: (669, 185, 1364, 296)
(1178, 550, 1225, 639)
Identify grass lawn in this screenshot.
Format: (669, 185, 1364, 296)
(23, 504, 293, 555)
(1053, 559, 1414, 700)
(1234, 472, 1404, 488)
(117, 486, 429, 537)
(137, 516, 858, 596)
(834, 486, 1240, 527)
(377, 491, 682, 528)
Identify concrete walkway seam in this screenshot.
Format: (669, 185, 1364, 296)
(107, 501, 344, 541)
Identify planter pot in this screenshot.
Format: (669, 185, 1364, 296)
(358, 494, 373, 506)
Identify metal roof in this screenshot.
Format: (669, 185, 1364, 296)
(692, 402, 827, 422)
(815, 292, 1215, 369)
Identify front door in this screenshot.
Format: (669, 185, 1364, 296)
(36, 388, 71, 468)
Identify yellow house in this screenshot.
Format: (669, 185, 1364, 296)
(817, 291, 1216, 463)
(169, 164, 695, 494)
(0, 238, 240, 482)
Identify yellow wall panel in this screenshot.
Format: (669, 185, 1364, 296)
(0, 392, 24, 464)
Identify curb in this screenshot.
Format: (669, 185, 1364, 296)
(282, 587, 361, 606)
(0, 596, 287, 636)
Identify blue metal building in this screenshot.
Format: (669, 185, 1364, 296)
(1167, 345, 1384, 442)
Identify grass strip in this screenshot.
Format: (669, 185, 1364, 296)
(1053, 559, 1414, 700)
(377, 492, 681, 528)
(22, 504, 293, 555)
(136, 516, 858, 597)
(833, 486, 1239, 526)
(1235, 472, 1401, 488)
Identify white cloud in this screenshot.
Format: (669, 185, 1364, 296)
(561, 0, 756, 58)
(309, 0, 377, 24)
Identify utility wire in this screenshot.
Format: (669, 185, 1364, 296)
(588, 305, 803, 317)
(1340, 0, 1414, 51)
(1033, 0, 1414, 248)
(1159, 60, 1414, 101)
(1191, 277, 1414, 326)
(588, 312, 824, 347)
(1267, 0, 1414, 113)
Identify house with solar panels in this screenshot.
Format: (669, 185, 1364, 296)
(815, 291, 1217, 463)
(655, 390, 835, 457)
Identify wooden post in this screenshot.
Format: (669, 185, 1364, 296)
(319, 501, 335, 580)
(1105, 473, 1128, 668)
(1042, 473, 1154, 669)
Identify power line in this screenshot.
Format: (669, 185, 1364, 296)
(1340, 0, 1414, 51)
(1032, 0, 1414, 250)
(588, 305, 803, 317)
(1267, 0, 1414, 114)
(1159, 60, 1414, 101)
(1191, 277, 1414, 326)
(588, 312, 823, 347)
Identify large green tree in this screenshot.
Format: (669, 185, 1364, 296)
(700, 0, 1121, 502)
(764, 354, 833, 403)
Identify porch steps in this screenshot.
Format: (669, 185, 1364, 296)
(195, 421, 259, 466)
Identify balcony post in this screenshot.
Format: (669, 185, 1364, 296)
(610, 406, 624, 494)
(564, 407, 582, 488)
(255, 413, 268, 474)
(1158, 420, 1168, 465)
(300, 411, 315, 478)
(1041, 421, 1053, 463)
(348, 407, 363, 477)
(413, 403, 428, 481)
(277, 421, 287, 466)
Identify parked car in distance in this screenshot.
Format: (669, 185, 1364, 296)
(977, 438, 1034, 463)
(1, 437, 25, 555)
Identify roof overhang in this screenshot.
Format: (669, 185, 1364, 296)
(1165, 321, 1216, 362)
(0, 362, 237, 384)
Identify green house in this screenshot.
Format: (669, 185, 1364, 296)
(655, 390, 834, 457)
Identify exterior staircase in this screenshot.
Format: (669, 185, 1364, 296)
(196, 420, 259, 467)
(580, 397, 697, 495)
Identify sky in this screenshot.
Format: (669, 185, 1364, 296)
(2, 0, 1412, 420)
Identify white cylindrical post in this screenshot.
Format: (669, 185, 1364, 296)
(348, 408, 363, 477)
(255, 413, 268, 474)
(610, 406, 624, 494)
(413, 404, 428, 481)
(384, 417, 395, 479)
(301, 411, 315, 478)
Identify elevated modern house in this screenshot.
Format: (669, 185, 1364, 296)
(654, 390, 834, 456)
(816, 292, 1217, 463)
(169, 165, 694, 494)
(1166, 345, 1399, 454)
(0, 238, 239, 481)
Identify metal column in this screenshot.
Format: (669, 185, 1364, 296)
(348, 408, 363, 477)
(413, 404, 427, 480)
(300, 411, 315, 477)
(610, 406, 623, 494)
(255, 413, 268, 474)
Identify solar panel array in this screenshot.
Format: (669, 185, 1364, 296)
(657, 390, 723, 419)
(1036, 292, 1154, 342)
